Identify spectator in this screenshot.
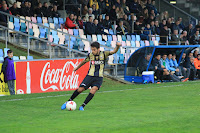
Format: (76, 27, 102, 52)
(42, 2, 51, 17)
(190, 30, 200, 45)
(85, 16, 95, 35)
(184, 24, 194, 40)
(28, 2, 34, 17)
(77, 16, 83, 29)
(171, 20, 180, 33)
(134, 20, 142, 34)
(34, 2, 43, 17)
(146, 14, 155, 24)
(93, 19, 103, 34)
(89, 0, 99, 10)
(143, 23, 152, 40)
(105, 0, 111, 13)
(9, 2, 20, 16)
(159, 19, 166, 30)
(1, 50, 16, 95)
(123, 14, 131, 33)
(21, 1, 30, 16)
(85, 8, 95, 21)
(64, 13, 78, 29)
(195, 21, 200, 30)
(98, 14, 103, 27)
(189, 57, 196, 80)
(116, 20, 127, 35)
(171, 30, 180, 45)
(178, 17, 185, 30)
(109, 5, 117, 21)
(149, 9, 156, 19)
(129, 0, 142, 14)
(179, 53, 190, 81)
(51, 5, 60, 18)
(193, 50, 198, 58)
(121, 0, 130, 15)
(180, 31, 189, 45)
(166, 17, 172, 29)
(98, 0, 106, 14)
(194, 54, 200, 79)
(129, 15, 136, 32)
(0, 3, 11, 27)
(160, 11, 169, 21)
(115, 0, 121, 8)
(141, 8, 149, 24)
(117, 7, 125, 19)
(150, 20, 155, 35)
(155, 20, 160, 35)
(67, 0, 80, 15)
(82, 5, 88, 16)
(103, 15, 112, 29)
(160, 25, 169, 44)
(92, 4, 99, 18)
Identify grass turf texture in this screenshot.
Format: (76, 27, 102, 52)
(0, 78, 200, 133)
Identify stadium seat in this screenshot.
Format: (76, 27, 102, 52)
(39, 28, 46, 38)
(26, 22, 32, 32)
(131, 35, 136, 41)
(113, 54, 119, 64)
(154, 40, 159, 46)
(53, 35, 59, 44)
(150, 41, 154, 46)
(79, 41, 84, 51)
(120, 47, 125, 54)
(59, 18, 64, 24)
(27, 56, 33, 60)
(156, 36, 160, 42)
(92, 35, 97, 41)
(31, 17, 37, 23)
(29, 28, 34, 37)
(20, 56, 26, 60)
(13, 56, 19, 61)
(25, 16, 31, 21)
(51, 30, 57, 36)
(8, 22, 14, 33)
(126, 41, 131, 47)
(73, 29, 79, 36)
(57, 29, 63, 36)
(121, 41, 126, 47)
(0, 57, 4, 61)
(117, 35, 122, 42)
(53, 17, 59, 25)
(87, 35, 92, 41)
(0, 49, 3, 57)
(97, 35, 102, 41)
(20, 16, 25, 23)
(112, 35, 117, 41)
(63, 29, 68, 34)
(106, 41, 111, 47)
(140, 41, 145, 47)
(102, 35, 107, 41)
(14, 22, 20, 31)
(107, 35, 112, 41)
(20, 22, 26, 33)
(33, 29, 39, 38)
(48, 17, 53, 23)
(42, 17, 48, 24)
(59, 34, 65, 45)
(108, 55, 114, 64)
(49, 23, 55, 31)
(79, 29, 84, 36)
(145, 40, 150, 46)
(119, 54, 124, 64)
(48, 35, 53, 43)
(111, 41, 116, 48)
(124, 53, 129, 63)
(136, 41, 140, 47)
(109, 29, 114, 35)
(151, 36, 156, 41)
(104, 29, 109, 34)
(122, 35, 126, 41)
(37, 17, 42, 24)
(83, 41, 90, 52)
(126, 35, 131, 41)
(131, 41, 136, 47)
(70, 36, 76, 42)
(80, 35, 86, 39)
(136, 35, 141, 41)
(68, 29, 73, 35)
(14, 17, 20, 24)
(32, 24, 38, 30)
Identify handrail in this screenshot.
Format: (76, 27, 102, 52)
(161, 0, 198, 20)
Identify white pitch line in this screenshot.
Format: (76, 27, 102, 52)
(0, 84, 185, 102)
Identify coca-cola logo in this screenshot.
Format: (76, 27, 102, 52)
(40, 61, 79, 92)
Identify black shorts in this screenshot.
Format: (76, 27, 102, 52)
(79, 75, 103, 90)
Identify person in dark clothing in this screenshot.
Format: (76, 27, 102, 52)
(85, 16, 96, 35)
(179, 53, 190, 81)
(103, 15, 112, 29)
(116, 20, 127, 35)
(9, 2, 20, 16)
(1, 50, 16, 95)
(140, 54, 154, 73)
(171, 20, 180, 33)
(0, 3, 11, 27)
(64, 13, 78, 29)
(193, 50, 198, 58)
(159, 19, 166, 30)
(184, 24, 194, 40)
(190, 30, 200, 45)
(160, 25, 169, 44)
(134, 20, 142, 34)
(51, 5, 60, 18)
(108, 5, 117, 21)
(155, 20, 160, 35)
(93, 19, 103, 34)
(77, 16, 83, 29)
(189, 57, 196, 80)
(34, 2, 43, 17)
(42, 2, 51, 17)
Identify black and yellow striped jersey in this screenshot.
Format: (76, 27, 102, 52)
(84, 51, 111, 77)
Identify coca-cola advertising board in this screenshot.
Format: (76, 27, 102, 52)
(16, 58, 89, 94)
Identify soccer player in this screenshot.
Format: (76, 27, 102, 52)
(61, 41, 121, 111)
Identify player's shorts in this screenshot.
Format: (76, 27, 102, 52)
(79, 75, 103, 90)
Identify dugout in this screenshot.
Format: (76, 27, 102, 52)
(124, 45, 200, 83)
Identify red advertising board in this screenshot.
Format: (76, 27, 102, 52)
(16, 59, 89, 94)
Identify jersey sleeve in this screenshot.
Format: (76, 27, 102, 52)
(104, 51, 112, 58)
(84, 54, 90, 62)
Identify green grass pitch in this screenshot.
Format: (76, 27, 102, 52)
(0, 78, 200, 133)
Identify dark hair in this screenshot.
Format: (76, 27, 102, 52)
(7, 50, 13, 54)
(91, 42, 100, 49)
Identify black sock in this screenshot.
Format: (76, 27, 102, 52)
(68, 89, 80, 101)
(81, 93, 94, 108)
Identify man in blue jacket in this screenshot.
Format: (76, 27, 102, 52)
(1, 50, 16, 95)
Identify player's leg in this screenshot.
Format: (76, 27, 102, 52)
(68, 87, 85, 101)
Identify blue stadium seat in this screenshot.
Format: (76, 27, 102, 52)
(68, 41, 74, 49)
(44, 23, 49, 37)
(0, 57, 4, 61)
(29, 28, 33, 36)
(97, 35, 102, 41)
(136, 35, 141, 41)
(13, 56, 19, 61)
(131, 41, 136, 47)
(73, 29, 79, 36)
(78, 41, 84, 51)
(119, 54, 124, 64)
(51, 30, 57, 36)
(107, 35, 112, 41)
(113, 54, 119, 64)
(59, 18, 64, 24)
(14, 17, 19, 24)
(126, 35, 131, 41)
(150, 41, 154, 46)
(48, 17, 53, 23)
(27, 56, 33, 60)
(131, 35, 136, 41)
(70, 36, 76, 42)
(140, 41, 145, 47)
(109, 29, 114, 35)
(122, 35, 126, 41)
(53, 17, 59, 25)
(156, 36, 160, 42)
(14, 22, 20, 31)
(0, 49, 3, 57)
(37, 17, 42, 24)
(53, 35, 59, 44)
(73, 41, 79, 50)
(39, 28, 46, 38)
(87, 35, 92, 41)
(9, 16, 13, 22)
(106, 41, 111, 47)
(20, 22, 26, 32)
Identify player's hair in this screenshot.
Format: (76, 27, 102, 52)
(7, 50, 13, 54)
(91, 42, 100, 49)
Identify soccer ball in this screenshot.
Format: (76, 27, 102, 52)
(66, 101, 76, 111)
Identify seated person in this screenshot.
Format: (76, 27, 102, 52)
(180, 31, 189, 45)
(189, 57, 196, 80)
(190, 30, 200, 45)
(140, 54, 154, 73)
(64, 13, 78, 29)
(179, 53, 190, 81)
(116, 20, 127, 35)
(194, 54, 200, 79)
(85, 16, 96, 35)
(171, 30, 180, 45)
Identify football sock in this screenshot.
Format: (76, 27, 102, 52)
(82, 93, 94, 107)
(68, 89, 80, 101)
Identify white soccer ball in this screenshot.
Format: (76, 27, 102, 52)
(66, 101, 76, 111)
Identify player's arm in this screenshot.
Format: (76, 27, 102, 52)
(109, 42, 122, 55)
(73, 60, 87, 71)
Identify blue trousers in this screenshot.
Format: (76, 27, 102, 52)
(7, 80, 15, 95)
